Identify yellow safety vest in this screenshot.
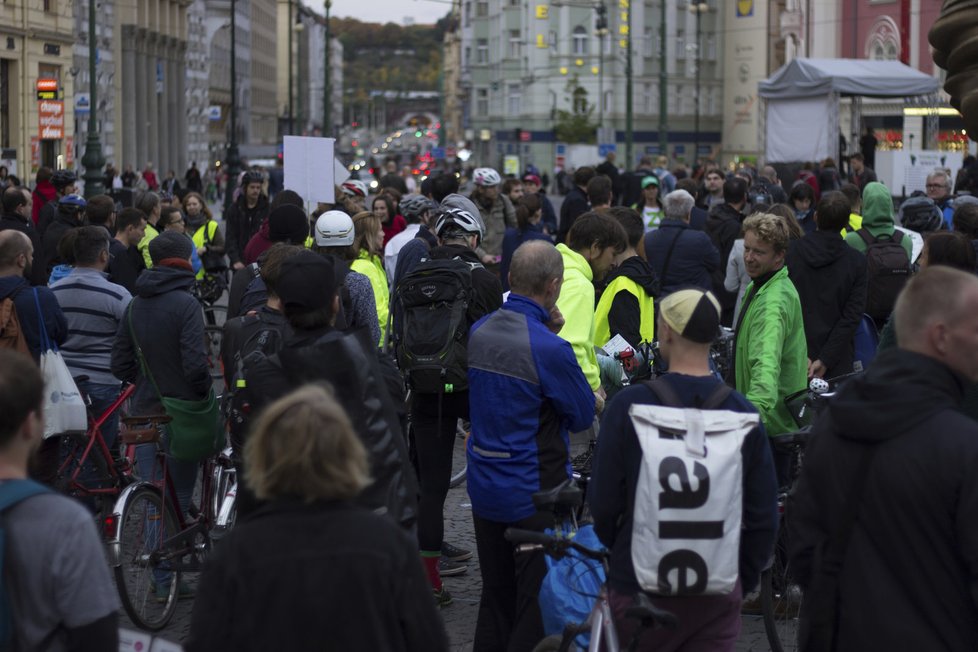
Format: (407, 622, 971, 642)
(593, 275, 655, 348)
(191, 220, 219, 279)
(351, 250, 389, 347)
(138, 223, 159, 269)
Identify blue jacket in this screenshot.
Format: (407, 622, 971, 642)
(499, 225, 551, 292)
(0, 275, 67, 360)
(643, 219, 719, 294)
(467, 294, 595, 522)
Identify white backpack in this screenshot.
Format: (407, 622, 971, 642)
(628, 379, 760, 596)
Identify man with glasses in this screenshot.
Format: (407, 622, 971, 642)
(925, 170, 955, 229)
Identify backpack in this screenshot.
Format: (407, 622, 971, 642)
(0, 296, 29, 356)
(394, 257, 480, 394)
(856, 228, 910, 323)
(628, 378, 759, 596)
(224, 314, 287, 451)
(0, 480, 52, 649)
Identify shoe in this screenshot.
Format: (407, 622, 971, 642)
(740, 593, 763, 615)
(441, 541, 473, 562)
(153, 580, 195, 603)
(433, 587, 453, 607)
(438, 557, 467, 577)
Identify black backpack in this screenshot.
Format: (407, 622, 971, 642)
(394, 257, 480, 394)
(856, 228, 911, 323)
(224, 313, 287, 452)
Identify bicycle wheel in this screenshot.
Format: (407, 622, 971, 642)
(114, 486, 182, 631)
(203, 325, 224, 381)
(761, 523, 802, 652)
(449, 420, 467, 488)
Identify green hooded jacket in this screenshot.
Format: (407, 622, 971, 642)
(555, 243, 600, 391)
(735, 265, 808, 437)
(844, 181, 913, 259)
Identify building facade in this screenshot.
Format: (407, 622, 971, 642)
(0, 0, 76, 178)
(249, 0, 278, 156)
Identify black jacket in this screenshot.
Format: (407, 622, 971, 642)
(224, 194, 270, 266)
(185, 500, 448, 652)
(600, 256, 657, 350)
(245, 327, 419, 531)
(789, 351, 978, 652)
(111, 265, 210, 412)
(0, 275, 67, 359)
(786, 230, 868, 378)
(107, 238, 145, 294)
(557, 186, 590, 243)
(644, 219, 719, 295)
(705, 203, 745, 321)
(41, 212, 81, 278)
(0, 212, 46, 286)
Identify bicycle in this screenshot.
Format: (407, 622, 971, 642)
(761, 373, 858, 652)
(506, 481, 677, 652)
(104, 415, 237, 631)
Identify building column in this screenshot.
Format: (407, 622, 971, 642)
(147, 35, 160, 173)
(121, 25, 138, 171)
(175, 41, 188, 173)
(165, 38, 177, 175)
(135, 28, 148, 169)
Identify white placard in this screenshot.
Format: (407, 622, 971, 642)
(334, 158, 350, 186)
(601, 333, 632, 357)
(283, 136, 335, 204)
(118, 628, 153, 652)
(150, 638, 184, 652)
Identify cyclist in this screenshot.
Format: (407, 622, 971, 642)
(589, 289, 777, 651)
(134, 190, 163, 269)
(225, 170, 270, 270)
(468, 167, 516, 267)
(0, 185, 46, 286)
(41, 193, 86, 279)
(339, 179, 368, 215)
(186, 385, 447, 652)
(36, 168, 76, 239)
(467, 239, 595, 649)
(0, 350, 120, 651)
(384, 194, 437, 278)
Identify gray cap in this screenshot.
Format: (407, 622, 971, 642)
(149, 231, 193, 265)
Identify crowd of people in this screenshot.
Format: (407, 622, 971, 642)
(2, 147, 978, 652)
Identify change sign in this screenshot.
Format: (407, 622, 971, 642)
(38, 101, 64, 139)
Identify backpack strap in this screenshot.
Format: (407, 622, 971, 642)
(890, 229, 904, 244)
(855, 228, 874, 247)
(643, 377, 683, 408)
(701, 383, 733, 410)
(657, 227, 684, 293)
(0, 479, 51, 512)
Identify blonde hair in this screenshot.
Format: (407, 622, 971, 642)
(352, 210, 383, 257)
(244, 385, 371, 503)
(742, 212, 791, 253)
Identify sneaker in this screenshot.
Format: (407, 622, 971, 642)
(438, 557, 467, 577)
(441, 541, 473, 562)
(153, 580, 195, 603)
(434, 587, 453, 607)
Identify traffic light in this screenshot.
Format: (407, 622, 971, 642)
(595, 3, 607, 31)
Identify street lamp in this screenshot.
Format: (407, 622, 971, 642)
(224, 0, 241, 217)
(657, 0, 667, 158)
(294, 14, 305, 134)
(288, 0, 294, 136)
(323, 0, 332, 138)
(594, 2, 608, 130)
(689, 2, 708, 169)
(81, 0, 105, 198)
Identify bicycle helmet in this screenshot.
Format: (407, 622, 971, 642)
(472, 167, 501, 187)
(341, 179, 368, 198)
(241, 169, 264, 186)
(51, 169, 77, 189)
(314, 210, 355, 247)
(57, 194, 87, 213)
(399, 194, 437, 221)
(898, 196, 945, 233)
(434, 207, 484, 242)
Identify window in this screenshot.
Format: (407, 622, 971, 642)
(572, 26, 588, 55)
(572, 86, 588, 114)
(676, 30, 686, 59)
(549, 30, 557, 52)
(706, 34, 716, 60)
(508, 30, 521, 58)
(476, 1, 488, 17)
(507, 84, 522, 114)
(508, 0, 520, 6)
(643, 82, 653, 114)
(476, 88, 489, 116)
(477, 38, 489, 64)
(644, 26, 653, 57)
(464, 1, 471, 26)
(464, 46, 471, 66)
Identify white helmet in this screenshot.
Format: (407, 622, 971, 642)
(314, 210, 355, 247)
(341, 179, 368, 198)
(473, 167, 501, 187)
(434, 207, 484, 243)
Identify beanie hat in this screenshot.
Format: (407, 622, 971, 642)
(659, 288, 721, 344)
(149, 231, 193, 265)
(276, 250, 338, 312)
(268, 204, 310, 243)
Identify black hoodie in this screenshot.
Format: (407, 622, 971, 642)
(786, 230, 868, 378)
(705, 203, 745, 323)
(789, 350, 978, 651)
(599, 255, 657, 350)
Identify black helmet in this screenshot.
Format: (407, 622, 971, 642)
(241, 170, 264, 186)
(899, 196, 945, 233)
(51, 169, 77, 189)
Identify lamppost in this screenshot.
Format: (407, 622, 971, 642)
(689, 2, 708, 168)
(81, 0, 105, 198)
(594, 2, 608, 130)
(657, 0, 667, 158)
(288, 0, 294, 136)
(224, 0, 241, 217)
(323, 0, 332, 138)
(294, 13, 305, 133)
(624, 0, 633, 167)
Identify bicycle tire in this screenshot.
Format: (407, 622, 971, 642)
(760, 527, 802, 652)
(114, 486, 182, 631)
(449, 421, 467, 488)
(203, 325, 225, 380)
(531, 634, 569, 652)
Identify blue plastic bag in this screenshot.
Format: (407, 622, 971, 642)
(538, 524, 606, 646)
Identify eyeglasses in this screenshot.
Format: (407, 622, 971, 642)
(926, 183, 948, 189)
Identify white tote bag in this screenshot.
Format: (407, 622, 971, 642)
(32, 290, 87, 438)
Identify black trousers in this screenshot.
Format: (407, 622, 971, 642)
(412, 392, 467, 552)
(472, 511, 550, 652)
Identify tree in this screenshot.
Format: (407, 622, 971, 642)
(554, 75, 599, 144)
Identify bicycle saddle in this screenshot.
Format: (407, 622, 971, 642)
(532, 478, 583, 513)
(627, 592, 679, 628)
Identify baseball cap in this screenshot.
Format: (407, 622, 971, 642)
(641, 176, 660, 189)
(275, 250, 338, 312)
(522, 173, 542, 186)
(658, 288, 721, 344)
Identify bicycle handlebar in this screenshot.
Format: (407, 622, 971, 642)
(505, 528, 609, 563)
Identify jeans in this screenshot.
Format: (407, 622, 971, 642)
(77, 380, 122, 452)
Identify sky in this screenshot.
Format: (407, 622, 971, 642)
(324, 0, 450, 25)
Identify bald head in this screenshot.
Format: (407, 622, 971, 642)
(0, 230, 31, 268)
(509, 240, 563, 298)
(894, 266, 978, 381)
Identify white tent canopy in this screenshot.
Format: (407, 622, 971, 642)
(758, 58, 940, 163)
